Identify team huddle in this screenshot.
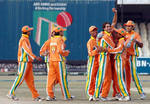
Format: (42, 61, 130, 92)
(6, 8, 146, 102)
(86, 8, 146, 101)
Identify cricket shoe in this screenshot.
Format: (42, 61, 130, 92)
(46, 96, 56, 101)
(64, 96, 75, 100)
(100, 96, 110, 101)
(70, 96, 75, 100)
(89, 96, 95, 101)
(140, 93, 146, 100)
(119, 96, 131, 101)
(114, 93, 122, 100)
(6, 94, 19, 101)
(33, 96, 44, 102)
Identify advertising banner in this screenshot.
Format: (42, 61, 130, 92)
(0, 0, 115, 61)
(137, 58, 150, 74)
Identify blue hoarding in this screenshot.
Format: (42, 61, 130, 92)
(0, 0, 115, 61)
(137, 58, 150, 74)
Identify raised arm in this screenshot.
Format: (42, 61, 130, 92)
(111, 8, 117, 28)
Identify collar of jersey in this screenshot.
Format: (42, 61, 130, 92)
(54, 36, 61, 38)
(104, 31, 111, 36)
(119, 37, 124, 41)
(22, 34, 29, 38)
(91, 36, 96, 40)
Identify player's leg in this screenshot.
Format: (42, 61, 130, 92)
(85, 57, 97, 95)
(8, 62, 27, 98)
(124, 55, 131, 96)
(85, 58, 99, 101)
(46, 61, 57, 100)
(116, 58, 129, 97)
(100, 59, 112, 99)
(56, 61, 71, 100)
(130, 56, 145, 96)
(112, 64, 122, 99)
(24, 62, 40, 99)
(111, 57, 121, 97)
(94, 55, 107, 98)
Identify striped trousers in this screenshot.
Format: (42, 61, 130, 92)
(125, 55, 144, 95)
(47, 61, 71, 99)
(115, 57, 129, 97)
(95, 54, 109, 98)
(8, 62, 39, 98)
(85, 56, 99, 97)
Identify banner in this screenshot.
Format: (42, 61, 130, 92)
(1, 58, 150, 75)
(0, 0, 115, 61)
(137, 58, 150, 74)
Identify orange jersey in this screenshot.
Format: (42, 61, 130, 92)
(99, 31, 115, 55)
(108, 38, 126, 59)
(17, 34, 36, 62)
(49, 36, 68, 61)
(40, 39, 51, 57)
(87, 36, 99, 57)
(40, 36, 66, 62)
(125, 31, 142, 56)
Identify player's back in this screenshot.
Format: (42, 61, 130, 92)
(49, 36, 64, 61)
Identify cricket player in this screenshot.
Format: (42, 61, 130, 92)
(124, 20, 146, 99)
(85, 26, 105, 101)
(95, 22, 115, 100)
(40, 31, 55, 73)
(96, 8, 121, 101)
(40, 26, 72, 101)
(108, 28, 130, 101)
(7, 25, 43, 101)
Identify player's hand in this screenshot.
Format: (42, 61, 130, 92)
(35, 56, 42, 61)
(64, 44, 66, 49)
(104, 48, 108, 52)
(97, 47, 105, 52)
(66, 50, 70, 53)
(65, 50, 70, 56)
(112, 8, 117, 13)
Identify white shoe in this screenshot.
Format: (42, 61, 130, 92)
(114, 93, 122, 100)
(119, 96, 130, 101)
(46, 96, 56, 101)
(70, 96, 75, 99)
(64, 96, 75, 100)
(33, 96, 44, 102)
(100, 97, 109, 101)
(89, 96, 95, 101)
(140, 93, 146, 100)
(6, 94, 19, 101)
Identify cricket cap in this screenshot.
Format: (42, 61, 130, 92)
(89, 26, 98, 32)
(22, 25, 33, 32)
(53, 26, 66, 32)
(124, 20, 135, 26)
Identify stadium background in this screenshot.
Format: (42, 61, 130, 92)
(0, 0, 150, 74)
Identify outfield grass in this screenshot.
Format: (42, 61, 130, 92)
(0, 75, 150, 104)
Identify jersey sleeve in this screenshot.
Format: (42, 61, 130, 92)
(135, 33, 142, 42)
(102, 35, 115, 49)
(40, 40, 50, 56)
(108, 39, 124, 54)
(22, 40, 36, 60)
(87, 40, 98, 56)
(58, 39, 69, 56)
